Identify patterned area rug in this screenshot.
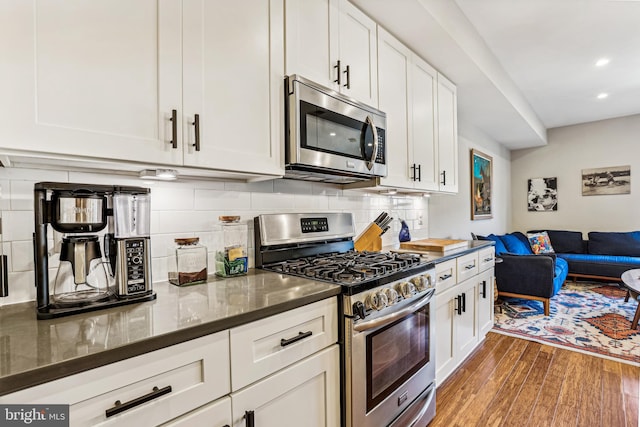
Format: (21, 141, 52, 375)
(493, 282, 640, 365)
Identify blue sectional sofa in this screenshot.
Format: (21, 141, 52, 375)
(482, 232, 569, 315)
(529, 230, 640, 282)
(481, 230, 640, 316)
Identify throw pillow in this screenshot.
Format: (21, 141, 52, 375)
(500, 233, 533, 255)
(527, 231, 555, 254)
(486, 234, 507, 255)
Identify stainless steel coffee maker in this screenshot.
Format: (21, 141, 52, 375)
(34, 182, 155, 319)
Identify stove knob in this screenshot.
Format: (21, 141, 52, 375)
(381, 287, 399, 305)
(365, 291, 388, 311)
(410, 276, 424, 291)
(395, 282, 416, 299)
(352, 301, 367, 320)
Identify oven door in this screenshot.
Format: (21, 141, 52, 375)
(347, 290, 436, 427)
(286, 75, 386, 178)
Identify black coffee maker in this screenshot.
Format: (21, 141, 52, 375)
(34, 182, 156, 319)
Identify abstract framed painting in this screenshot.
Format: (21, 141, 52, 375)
(471, 149, 492, 220)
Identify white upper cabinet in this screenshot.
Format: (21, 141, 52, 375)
(181, 0, 283, 176)
(285, 0, 378, 106)
(0, 0, 283, 177)
(0, 0, 181, 165)
(376, 27, 455, 193)
(436, 73, 459, 193)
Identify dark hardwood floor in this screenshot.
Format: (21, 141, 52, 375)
(430, 332, 640, 427)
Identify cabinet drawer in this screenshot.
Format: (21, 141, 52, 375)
(160, 396, 231, 427)
(457, 252, 479, 282)
(435, 259, 457, 294)
(230, 297, 338, 391)
(2, 332, 230, 427)
(478, 247, 495, 272)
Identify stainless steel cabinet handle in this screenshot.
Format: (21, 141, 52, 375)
(192, 114, 201, 151)
(280, 330, 312, 347)
(105, 385, 172, 418)
(169, 109, 177, 149)
(344, 65, 351, 89)
(334, 60, 342, 85)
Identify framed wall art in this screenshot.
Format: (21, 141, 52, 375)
(528, 177, 558, 211)
(582, 165, 630, 196)
(471, 149, 492, 220)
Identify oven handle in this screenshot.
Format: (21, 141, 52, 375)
(407, 384, 435, 427)
(353, 288, 435, 332)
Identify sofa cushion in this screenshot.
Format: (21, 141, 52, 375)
(500, 232, 533, 255)
(527, 231, 554, 254)
(486, 234, 507, 255)
(553, 257, 569, 294)
(587, 231, 640, 256)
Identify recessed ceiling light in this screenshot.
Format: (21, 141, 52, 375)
(597, 93, 609, 100)
(595, 58, 610, 67)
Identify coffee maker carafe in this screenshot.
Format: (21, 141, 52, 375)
(34, 182, 156, 319)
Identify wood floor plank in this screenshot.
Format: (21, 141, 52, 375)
(525, 346, 573, 427)
(475, 341, 542, 426)
(431, 334, 640, 427)
(439, 339, 529, 426)
(602, 359, 627, 427)
(576, 354, 603, 427)
(501, 343, 554, 427)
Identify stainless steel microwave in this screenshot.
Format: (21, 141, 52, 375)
(285, 75, 387, 183)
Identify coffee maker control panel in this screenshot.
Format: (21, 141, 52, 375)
(125, 239, 148, 294)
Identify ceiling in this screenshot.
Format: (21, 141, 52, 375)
(352, 0, 640, 150)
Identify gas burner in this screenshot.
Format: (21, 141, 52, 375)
(266, 250, 425, 285)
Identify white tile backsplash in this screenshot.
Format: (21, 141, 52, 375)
(0, 166, 429, 306)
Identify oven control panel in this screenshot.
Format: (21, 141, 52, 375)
(347, 269, 435, 320)
(300, 217, 329, 233)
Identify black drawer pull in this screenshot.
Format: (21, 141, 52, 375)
(483, 257, 493, 262)
(465, 263, 476, 270)
(280, 331, 313, 347)
(462, 292, 466, 313)
(439, 273, 452, 281)
(481, 280, 487, 299)
(245, 410, 255, 427)
(106, 385, 172, 418)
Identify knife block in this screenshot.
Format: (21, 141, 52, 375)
(354, 223, 383, 252)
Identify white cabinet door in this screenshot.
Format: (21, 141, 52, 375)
(455, 277, 478, 359)
(434, 285, 456, 385)
(231, 345, 340, 427)
(182, 0, 283, 176)
(411, 56, 439, 192)
(436, 73, 459, 193)
(0, 0, 182, 165)
(337, 0, 378, 106)
(161, 397, 231, 427)
(377, 27, 412, 189)
(284, 0, 338, 90)
(285, 0, 376, 106)
(477, 269, 495, 337)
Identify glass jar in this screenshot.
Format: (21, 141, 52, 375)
(168, 237, 208, 286)
(215, 216, 248, 277)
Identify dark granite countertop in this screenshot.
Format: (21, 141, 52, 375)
(0, 269, 341, 396)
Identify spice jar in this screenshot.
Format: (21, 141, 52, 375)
(215, 216, 248, 277)
(168, 237, 208, 286)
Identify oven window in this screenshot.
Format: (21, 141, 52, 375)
(300, 100, 364, 159)
(366, 305, 429, 411)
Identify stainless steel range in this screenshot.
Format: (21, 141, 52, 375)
(255, 213, 437, 427)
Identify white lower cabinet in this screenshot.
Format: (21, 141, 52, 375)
(1, 332, 231, 427)
(230, 345, 340, 427)
(434, 247, 495, 385)
(161, 397, 232, 427)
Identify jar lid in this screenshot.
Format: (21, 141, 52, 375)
(175, 237, 199, 245)
(219, 215, 241, 223)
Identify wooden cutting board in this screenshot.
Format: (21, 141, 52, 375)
(400, 238, 468, 252)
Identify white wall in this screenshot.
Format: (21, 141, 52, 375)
(0, 167, 430, 306)
(511, 114, 640, 234)
(428, 123, 511, 239)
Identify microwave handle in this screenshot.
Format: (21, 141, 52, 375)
(365, 115, 379, 171)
